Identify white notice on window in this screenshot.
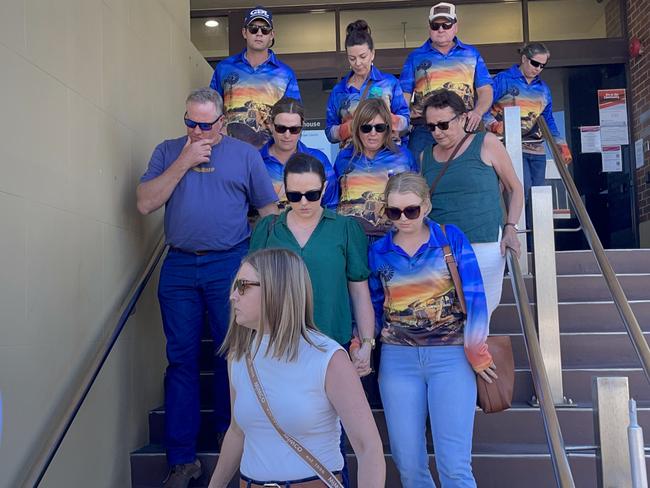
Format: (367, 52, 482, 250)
(601, 145, 623, 173)
(635, 139, 645, 169)
(580, 126, 601, 153)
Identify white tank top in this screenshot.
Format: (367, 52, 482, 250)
(231, 330, 344, 481)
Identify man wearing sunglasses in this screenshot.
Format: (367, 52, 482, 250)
(210, 6, 301, 148)
(400, 2, 493, 159)
(137, 87, 278, 488)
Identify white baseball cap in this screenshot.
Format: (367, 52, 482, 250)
(429, 2, 457, 22)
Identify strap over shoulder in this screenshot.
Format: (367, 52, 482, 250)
(439, 224, 467, 314)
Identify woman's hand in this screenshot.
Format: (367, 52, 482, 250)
(500, 224, 521, 257)
(354, 343, 373, 377)
(477, 363, 498, 384)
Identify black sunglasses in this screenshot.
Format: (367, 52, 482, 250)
(274, 124, 302, 135)
(426, 114, 459, 132)
(247, 24, 272, 35)
(429, 20, 456, 31)
(527, 57, 546, 69)
(184, 113, 222, 131)
(285, 188, 323, 203)
(234, 279, 260, 295)
(360, 123, 388, 134)
(385, 205, 422, 221)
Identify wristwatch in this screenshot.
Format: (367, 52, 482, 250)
(503, 222, 519, 232)
(361, 337, 376, 349)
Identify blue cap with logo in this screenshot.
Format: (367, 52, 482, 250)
(244, 6, 273, 28)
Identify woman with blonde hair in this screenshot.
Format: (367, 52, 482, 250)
(369, 172, 494, 488)
(208, 248, 385, 488)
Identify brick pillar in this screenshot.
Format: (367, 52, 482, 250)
(627, 0, 650, 245)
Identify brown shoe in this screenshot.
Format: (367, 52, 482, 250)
(162, 459, 202, 488)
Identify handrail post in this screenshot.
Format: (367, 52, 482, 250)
(531, 186, 571, 406)
(628, 399, 648, 488)
(504, 105, 528, 275)
(592, 377, 633, 487)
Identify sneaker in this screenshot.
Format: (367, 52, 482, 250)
(162, 459, 202, 488)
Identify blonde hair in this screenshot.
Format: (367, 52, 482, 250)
(220, 248, 323, 362)
(351, 98, 396, 156)
(384, 172, 432, 212)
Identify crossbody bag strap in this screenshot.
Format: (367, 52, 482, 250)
(360, 79, 374, 100)
(428, 133, 472, 196)
(439, 224, 467, 314)
(245, 354, 344, 488)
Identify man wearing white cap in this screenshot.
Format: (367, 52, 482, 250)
(400, 2, 493, 159)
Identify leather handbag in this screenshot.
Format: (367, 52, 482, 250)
(439, 224, 515, 414)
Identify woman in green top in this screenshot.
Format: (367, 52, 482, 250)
(250, 152, 375, 373)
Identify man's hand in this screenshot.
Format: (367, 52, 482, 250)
(179, 137, 213, 168)
(465, 110, 482, 132)
(559, 143, 573, 165)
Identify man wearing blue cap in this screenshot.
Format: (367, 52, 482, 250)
(210, 6, 302, 148)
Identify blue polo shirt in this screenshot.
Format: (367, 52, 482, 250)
(140, 135, 278, 252)
(400, 37, 492, 114)
(259, 140, 339, 210)
(325, 65, 410, 143)
(210, 49, 301, 146)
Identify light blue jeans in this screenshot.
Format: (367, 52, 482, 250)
(379, 344, 477, 488)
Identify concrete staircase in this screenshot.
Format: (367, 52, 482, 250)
(130, 249, 650, 487)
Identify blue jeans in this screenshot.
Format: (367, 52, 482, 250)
(408, 125, 435, 163)
(158, 240, 248, 465)
(379, 345, 477, 488)
(523, 152, 547, 201)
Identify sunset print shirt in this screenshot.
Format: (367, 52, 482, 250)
(259, 140, 339, 210)
(484, 65, 565, 154)
(334, 145, 418, 235)
(399, 37, 492, 117)
(369, 220, 492, 371)
(210, 49, 301, 147)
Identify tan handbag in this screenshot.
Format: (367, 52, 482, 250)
(245, 354, 344, 488)
(439, 224, 515, 414)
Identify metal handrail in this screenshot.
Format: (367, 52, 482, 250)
(539, 118, 650, 386)
(506, 249, 576, 488)
(19, 235, 168, 488)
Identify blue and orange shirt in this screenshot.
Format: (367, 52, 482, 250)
(334, 145, 418, 235)
(210, 49, 301, 147)
(325, 65, 410, 143)
(400, 37, 492, 115)
(259, 140, 339, 210)
(369, 219, 491, 371)
(484, 65, 565, 154)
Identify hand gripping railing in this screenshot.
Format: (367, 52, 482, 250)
(18, 235, 168, 488)
(506, 248, 576, 488)
(538, 118, 650, 386)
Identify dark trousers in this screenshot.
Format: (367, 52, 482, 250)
(158, 240, 248, 465)
(407, 125, 435, 163)
(523, 152, 547, 201)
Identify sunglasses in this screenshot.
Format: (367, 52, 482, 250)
(385, 205, 422, 221)
(234, 279, 260, 295)
(274, 124, 302, 135)
(184, 113, 222, 131)
(285, 188, 323, 203)
(527, 57, 546, 69)
(429, 20, 456, 31)
(426, 114, 459, 132)
(360, 123, 388, 134)
(247, 24, 272, 35)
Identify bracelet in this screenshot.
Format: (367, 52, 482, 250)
(503, 223, 519, 231)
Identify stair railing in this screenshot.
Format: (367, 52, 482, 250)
(538, 118, 650, 385)
(18, 235, 168, 488)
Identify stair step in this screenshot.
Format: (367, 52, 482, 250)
(552, 249, 650, 275)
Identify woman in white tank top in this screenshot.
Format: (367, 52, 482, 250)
(208, 248, 385, 488)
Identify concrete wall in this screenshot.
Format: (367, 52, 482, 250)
(0, 0, 214, 486)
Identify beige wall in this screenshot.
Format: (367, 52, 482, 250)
(641, 220, 650, 248)
(0, 0, 214, 486)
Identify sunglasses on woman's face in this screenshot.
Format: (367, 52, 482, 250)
(527, 57, 546, 69)
(184, 113, 222, 131)
(384, 205, 422, 221)
(359, 123, 388, 134)
(274, 124, 302, 135)
(247, 24, 272, 35)
(429, 20, 456, 31)
(234, 279, 260, 295)
(426, 114, 459, 132)
(285, 188, 323, 203)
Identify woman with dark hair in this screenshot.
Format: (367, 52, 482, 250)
(326, 20, 409, 146)
(261, 97, 338, 210)
(421, 89, 524, 322)
(334, 98, 418, 238)
(484, 42, 572, 199)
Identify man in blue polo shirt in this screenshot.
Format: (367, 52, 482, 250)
(137, 87, 278, 488)
(400, 2, 493, 159)
(210, 6, 301, 148)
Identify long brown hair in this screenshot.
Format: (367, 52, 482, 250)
(350, 98, 396, 156)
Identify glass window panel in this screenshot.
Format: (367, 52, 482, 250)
(273, 12, 336, 54)
(191, 17, 229, 58)
(529, 0, 622, 41)
(339, 3, 522, 50)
